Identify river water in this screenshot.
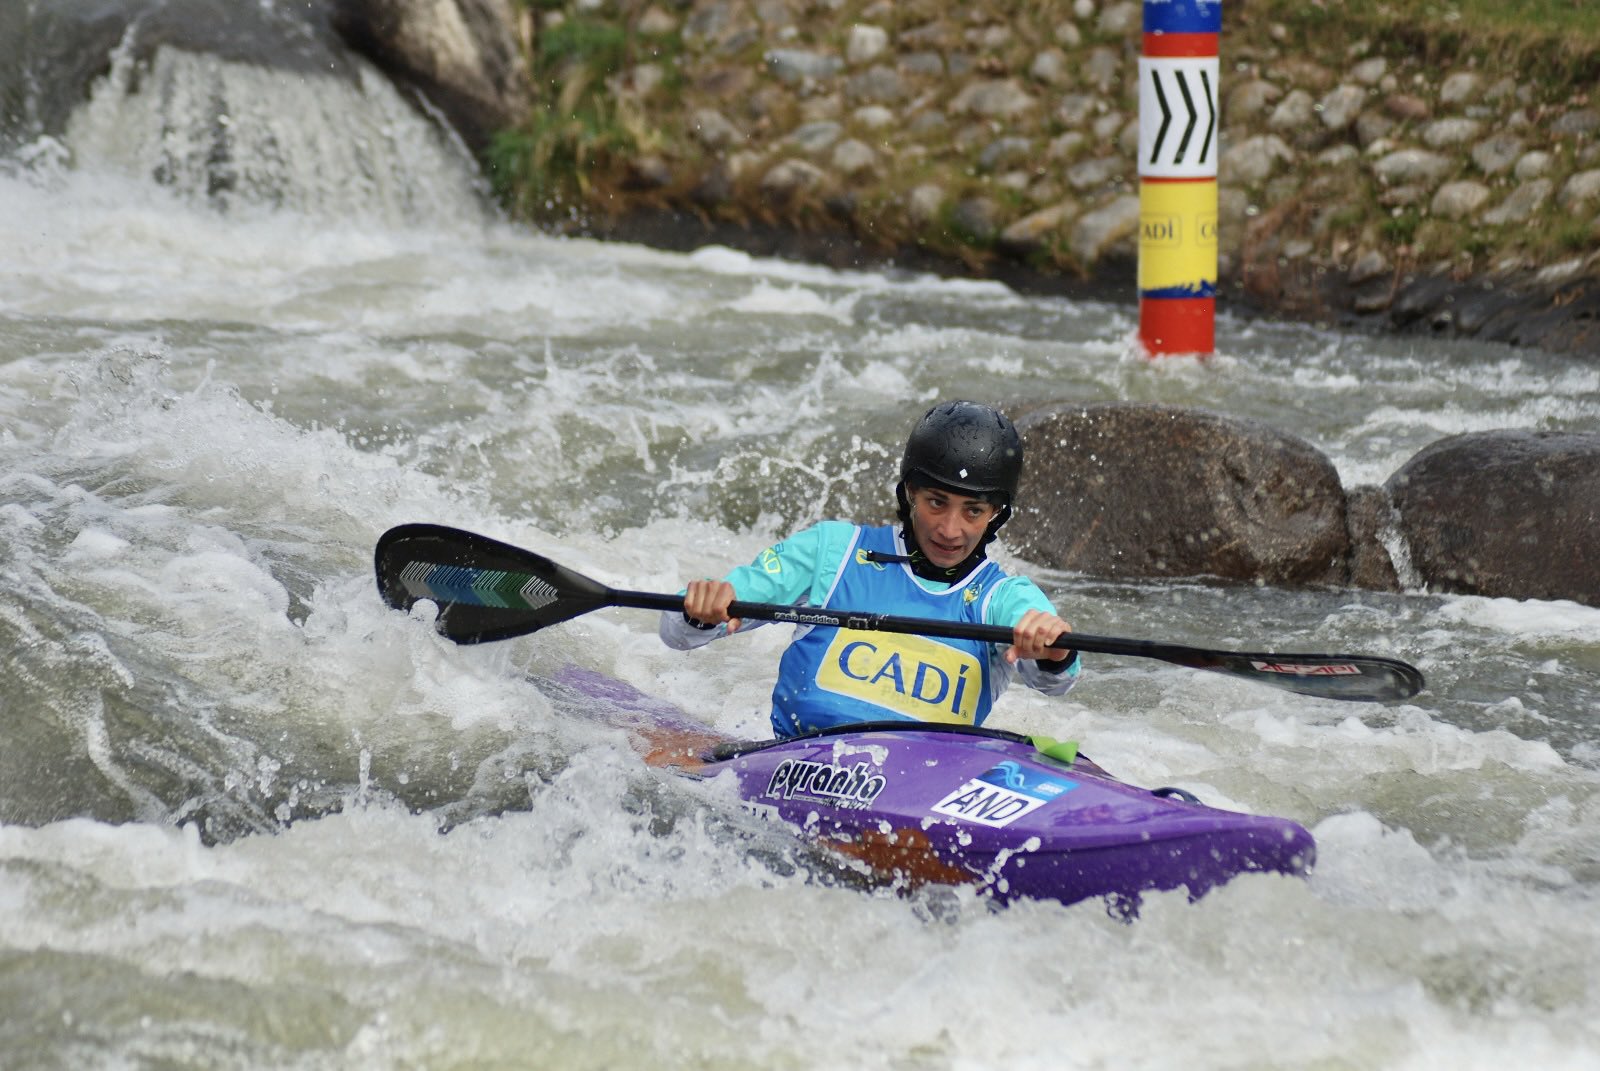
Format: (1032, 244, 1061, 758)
(2, 38, 1599, 1071)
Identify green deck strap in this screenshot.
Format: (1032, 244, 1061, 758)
(1030, 735, 1078, 766)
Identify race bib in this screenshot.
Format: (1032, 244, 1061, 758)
(814, 630, 982, 724)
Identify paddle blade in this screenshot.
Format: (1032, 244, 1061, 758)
(1197, 650, 1424, 702)
(374, 523, 614, 644)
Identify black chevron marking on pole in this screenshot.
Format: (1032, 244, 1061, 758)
(1150, 70, 1173, 165)
(1175, 70, 1199, 164)
(1199, 69, 1216, 165)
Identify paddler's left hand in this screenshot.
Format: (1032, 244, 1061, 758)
(1006, 609, 1075, 666)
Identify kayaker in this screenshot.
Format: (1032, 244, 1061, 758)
(660, 400, 1079, 738)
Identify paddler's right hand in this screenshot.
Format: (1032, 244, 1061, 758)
(683, 578, 741, 633)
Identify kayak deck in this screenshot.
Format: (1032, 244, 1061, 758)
(553, 666, 1316, 911)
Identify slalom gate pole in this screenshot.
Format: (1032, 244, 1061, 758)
(1138, 0, 1221, 356)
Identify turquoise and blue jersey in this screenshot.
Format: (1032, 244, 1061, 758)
(660, 521, 1080, 737)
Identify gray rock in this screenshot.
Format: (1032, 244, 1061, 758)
(332, 0, 532, 154)
(899, 52, 945, 77)
(969, 24, 1013, 50)
(788, 120, 842, 152)
(760, 158, 827, 199)
(1221, 134, 1294, 184)
(1439, 71, 1482, 106)
(1349, 57, 1387, 86)
(831, 138, 878, 176)
(1083, 46, 1120, 94)
(1227, 80, 1281, 122)
(1514, 151, 1553, 181)
(1431, 180, 1490, 219)
(765, 48, 842, 84)
(907, 182, 945, 226)
(1065, 155, 1123, 189)
(1559, 169, 1600, 212)
(1316, 144, 1359, 168)
(1348, 248, 1390, 284)
(1318, 85, 1367, 131)
(1030, 48, 1069, 86)
(846, 24, 887, 65)
(1344, 486, 1401, 592)
(1484, 76, 1519, 102)
(852, 105, 894, 129)
(1373, 148, 1453, 187)
(1268, 89, 1316, 131)
(1388, 430, 1600, 606)
(1056, 93, 1098, 127)
(1471, 133, 1523, 176)
(979, 136, 1035, 172)
(1355, 112, 1395, 146)
(845, 64, 906, 103)
(1552, 108, 1600, 137)
(1093, 111, 1126, 141)
(950, 78, 1037, 118)
(1421, 117, 1482, 148)
(1009, 403, 1352, 587)
(1068, 194, 1140, 263)
(1097, 1, 1140, 35)
(1483, 179, 1552, 225)
(950, 196, 1002, 243)
(1048, 131, 1088, 160)
(690, 108, 741, 150)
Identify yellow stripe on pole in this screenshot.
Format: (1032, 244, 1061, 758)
(1138, 179, 1218, 298)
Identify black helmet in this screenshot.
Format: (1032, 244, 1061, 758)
(898, 400, 1023, 505)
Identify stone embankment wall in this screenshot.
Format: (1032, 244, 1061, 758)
(511, 0, 1600, 355)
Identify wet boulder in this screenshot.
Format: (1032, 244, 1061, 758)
(331, 0, 531, 154)
(1387, 430, 1600, 606)
(1008, 402, 1352, 587)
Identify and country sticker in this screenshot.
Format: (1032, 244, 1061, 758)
(930, 760, 1078, 828)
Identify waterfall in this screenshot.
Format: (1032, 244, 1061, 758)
(27, 22, 491, 226)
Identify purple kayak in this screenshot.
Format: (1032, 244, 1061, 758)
(557, 666, 1316, 911)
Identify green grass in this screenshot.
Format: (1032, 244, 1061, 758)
(1244, 0, 1600, 39)
(1380, 0, 1597, 37)
(1235, 1, 1600, 121)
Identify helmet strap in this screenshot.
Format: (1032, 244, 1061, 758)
(895, 480, 1002, 583)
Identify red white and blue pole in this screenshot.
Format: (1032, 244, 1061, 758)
(1138, 0, 1221, 356)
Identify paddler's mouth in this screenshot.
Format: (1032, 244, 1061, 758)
(924, 538, 969, 566)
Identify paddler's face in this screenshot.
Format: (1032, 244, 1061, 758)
(907, 487, 998, 568)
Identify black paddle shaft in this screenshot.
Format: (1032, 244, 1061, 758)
(374, 523, 1424, 702)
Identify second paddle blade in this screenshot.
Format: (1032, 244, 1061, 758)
(374, 523, 613, 644)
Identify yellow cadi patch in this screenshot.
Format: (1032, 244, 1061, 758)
(815, 630, 981, 724)
(963, 584, 981, 604)
(760, 547, 783, 574)
(855, 548, 885, 570)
